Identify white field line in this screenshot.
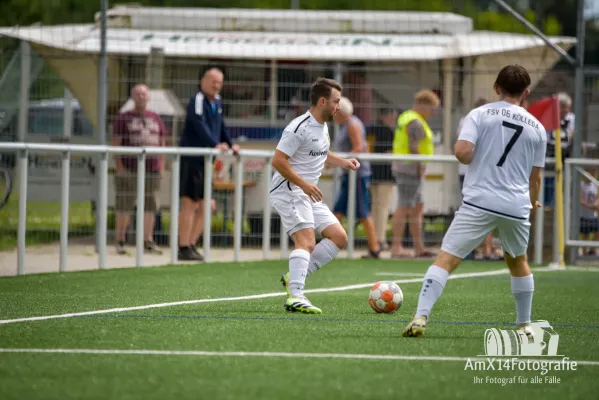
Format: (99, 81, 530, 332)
(0, 347, 597, 366)
(0, 267, 554, 326)
(375, 272, 425, 277)
(557, 266, 599, 273)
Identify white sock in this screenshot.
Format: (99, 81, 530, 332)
(307, 239, 340, 277)
(511, 274, 534, 325)
(288, 249, 311, 298)
(415, 265, 450, 319)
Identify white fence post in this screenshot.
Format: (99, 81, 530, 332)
(347, 168, 357, 259)
(135, 152, 146, 267)
(234, 156, 244, 262)
(59, 150, 71, 272)
(170, 154, 180, 264)
(262, 159, 272, 259)
(16, 42, 30, 276)
(98, 152, 108, 269)
(17, 149, 28, 275)
(203, 156, 214, 262)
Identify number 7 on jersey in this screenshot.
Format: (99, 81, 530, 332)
(496, 121, 524, 167)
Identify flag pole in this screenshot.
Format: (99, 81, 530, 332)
(552, 96, 565, 268)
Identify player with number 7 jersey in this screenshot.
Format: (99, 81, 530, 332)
(401, 65, 547, 340)
(459, 102, 546, 220)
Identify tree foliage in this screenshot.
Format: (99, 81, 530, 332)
(0, 0, 556, 31)
(473, 9, 563, 36)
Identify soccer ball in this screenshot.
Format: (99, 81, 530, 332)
(369, 281, 403, 313)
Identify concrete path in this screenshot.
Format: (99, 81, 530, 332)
(0, 240, 376, 276)
(3, 241, 593, 277)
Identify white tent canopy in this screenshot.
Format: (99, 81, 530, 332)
(0, 24, 575, 61)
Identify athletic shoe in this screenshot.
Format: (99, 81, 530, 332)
(192, 245, 206, 261)
(402, 316, 428, 337)
(517, 323, 535, 341)
(116, 241, 127, 255)
(361, 248, 381, 259)
(178, 246, 203, 261)
(144, 241, 163, 255)
(284, 297, 322, 314)
(280, 272, 290, 298)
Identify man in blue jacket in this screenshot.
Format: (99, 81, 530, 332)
(178, 67, 239, 261)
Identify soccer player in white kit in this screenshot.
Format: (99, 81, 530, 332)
(403, 65, 547, 338)
(270, 78, 360, 314)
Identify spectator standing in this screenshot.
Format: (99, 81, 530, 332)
(112, 83, 167, 255)
(390, 90, 439, 258)
(367, 107, 399, 251)
(332, 97, 381, 258)
(178, 68, 239, 261)
(544, 92, 575, 208)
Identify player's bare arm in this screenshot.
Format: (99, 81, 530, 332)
(271, 149, 323, 202)
(454, 140, 475, 165)
(407, 120, 424, 176)
(529, 166, 543, 211)
(325, 151, 360, 170)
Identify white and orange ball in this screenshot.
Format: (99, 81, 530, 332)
(368, 281, 403, 313)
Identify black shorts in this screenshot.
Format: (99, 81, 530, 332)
(179, 158, 204, 201)
(580, 217, 599, 235)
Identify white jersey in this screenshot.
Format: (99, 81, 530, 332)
(271, 111, 330, 192)
(459, 101, 547, 220)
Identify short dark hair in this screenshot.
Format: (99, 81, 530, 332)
(495, 65, 531, 97)
(310, 77, 342, 105)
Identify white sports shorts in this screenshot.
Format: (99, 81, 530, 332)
(270, 185, 339, 237)
(441, 203, 531, 259)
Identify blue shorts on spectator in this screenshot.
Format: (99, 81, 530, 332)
(333, 174, 372, 219)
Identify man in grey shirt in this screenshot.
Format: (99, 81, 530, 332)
(332, 97, 381, 258)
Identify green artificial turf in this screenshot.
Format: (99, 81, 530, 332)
(0, 259, 598, 400)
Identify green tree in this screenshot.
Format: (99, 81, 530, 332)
(472, 9, 563, 35)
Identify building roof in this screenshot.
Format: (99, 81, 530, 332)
(0, 24, 576, 62)
(97, 5, 474, 35)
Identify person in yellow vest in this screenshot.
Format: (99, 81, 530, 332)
(390, 90, 439, 258)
